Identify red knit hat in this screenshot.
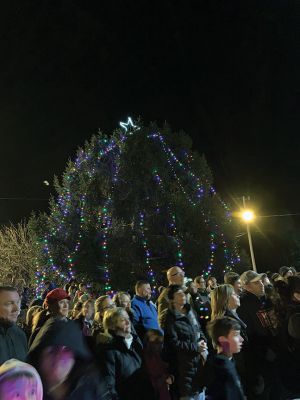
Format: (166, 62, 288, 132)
(45, 288, 70, 307)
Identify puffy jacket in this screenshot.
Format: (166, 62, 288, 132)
(0, 323, 27, 364)
(164, 305, 206, 397)
(97, 332, 144, 400)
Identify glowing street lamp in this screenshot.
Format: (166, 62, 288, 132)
(241, 202, 257, 272)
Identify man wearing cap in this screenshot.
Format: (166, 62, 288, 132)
(157, 266, 185, 329)
(237, 270, 282, 400)
(0, 286, 27, 364)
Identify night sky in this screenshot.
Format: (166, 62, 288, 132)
(1, 1, 299, 270)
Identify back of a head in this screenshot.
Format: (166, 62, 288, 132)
(224, 272, 240, 286)
(210, 284, 234, 320)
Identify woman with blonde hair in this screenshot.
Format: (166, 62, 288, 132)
(210, 284, 247, 341)
(96, 307, 143, 399)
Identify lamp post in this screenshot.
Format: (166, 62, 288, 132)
(241, 196, 257, 272)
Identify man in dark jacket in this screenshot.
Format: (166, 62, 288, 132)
(237, 270, 282, 400)
(0, 286, 27, 364)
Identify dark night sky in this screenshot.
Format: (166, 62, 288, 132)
(0, 1, 299, 270)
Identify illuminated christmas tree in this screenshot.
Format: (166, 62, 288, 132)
(35, 119, 240, 293)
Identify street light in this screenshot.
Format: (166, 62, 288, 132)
(240, 199, 257, 272)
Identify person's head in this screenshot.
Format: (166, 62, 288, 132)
(167, 267, 185, 286)
(68, 285, 77, 296)
(95, 295, 116, 318)
(224, 272, 242, 295)
(207, 317, 244, 356)
(0, 287, 21, 324)
(44, 288, 70, 318)
(0, 360, 43, 400)
(113, 292, 131, 310)
(194, 275, 206, 291)
(135, 281, 152, 300)
(71, 302, 83, 319)
(27, 319, 91, 391)
(210, 284, 240, 320)
(167, 285, 186, 310)
(240, 270, 266, 297)
(82, 299, 95, 321)
(207, 276, 217, 289)
(279, 266, 294, 278)
(79, 283, 87, 292)
(44, 281, 51, 290)
(103, 307, 131, 337)
(144, 329, 164, 352)
(186, 280, 198, 295)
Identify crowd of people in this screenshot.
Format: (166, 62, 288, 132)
(0, 265, 299, 399)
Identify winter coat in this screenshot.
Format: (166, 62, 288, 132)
(163, 304, 206, 397)
(27, 318, 111, 400)
(0, 322, 27, 364)
(96, 332, 144, 400)
(131, 295, 161, 338)
(205, 354, 245, 400)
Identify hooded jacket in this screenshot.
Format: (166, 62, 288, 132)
(27, 318, 111, 400)
(0, 322, 27, 365)
(0, 359, 43, 400)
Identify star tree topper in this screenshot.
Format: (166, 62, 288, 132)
(119, 117, 140, 135)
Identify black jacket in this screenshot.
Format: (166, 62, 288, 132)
(27, 318, 111, 400)
(205, 354, 245, 400)
(97, 332, 144, 400)
(164, 305, 206, 397)
(0, 322, 27, 364)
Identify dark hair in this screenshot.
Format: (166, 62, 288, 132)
(279, 266, 293, 277)
(0, 286, 18, 293)
(135, 280, 150, 292)
(167, 284, 183, 300)
(207, 317, 241, 348)
(224, 272, 240, 285)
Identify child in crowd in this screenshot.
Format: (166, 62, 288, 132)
(0, 359, 43, 400)
(204, 317, 245, 400)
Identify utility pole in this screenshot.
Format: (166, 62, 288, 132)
(242, 196, 257, 272)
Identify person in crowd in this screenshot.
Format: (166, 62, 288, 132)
(210, 284, 247, 341)
(143, 329, 174, 400)
(30, 288, 70, 345)
(194, 275, 210, 301)
(164, 285, 208, 400)
(73, 283, 88, 303)
(274, 275, 300, 398)
(205, 317, 245, 400)
(186, 280, 211, 328)
(24, 305, 42, 338)
(131, 280, 161, 339)
(41, 281, 55, 300)
(70, 301, 83, 319)
(279, 266, 295, 279)
(224, 272, 243, 295)
(20, 287, 31, 310)
(206, 276, 218, 294)
(157, 266, 185, 329)
(0, 359, 43, 400)
(0, 286, 27, 364)
(67, 285, 78, 307)
(96, 307, 143, 400)
(113, 291, 134, 321)
(75, 299, 95, 337)
(237, 270, 283, 400)
(27, 318, 110, 400)
(93, 295, 116, 338)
